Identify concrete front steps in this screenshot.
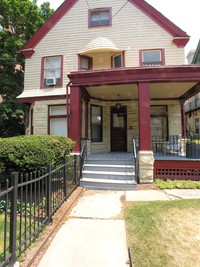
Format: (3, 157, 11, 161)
(80, 153, 137, 190)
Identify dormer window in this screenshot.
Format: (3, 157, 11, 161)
(89, 8, 112, 27)
(140, 49, 165, 66)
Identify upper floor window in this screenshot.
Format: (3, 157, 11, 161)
(112, 53, 124, 68)
(140, 49, 165, 66)
(41, 56, 63, 88)
(79, 55, 93, 71)
(89, 8, 112, 27)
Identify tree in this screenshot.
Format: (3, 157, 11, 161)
(0, 0, 54, 137)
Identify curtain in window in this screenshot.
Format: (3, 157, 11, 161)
(50, 118, 67, 136)
(91, 10, 109, 26)
(44, 57, 61, 78)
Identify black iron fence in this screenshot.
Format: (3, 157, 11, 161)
(0, 155, 80, 267)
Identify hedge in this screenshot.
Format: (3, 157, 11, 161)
(0, 135, 75, 179)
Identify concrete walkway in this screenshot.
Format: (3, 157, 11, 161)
(37, 189, 200, 267)
(38, 191, 129, 267)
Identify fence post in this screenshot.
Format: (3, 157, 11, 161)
(46, 165, 52, 224)
(74, 154, 77, 185)
(63, 157, 67, 199)
(9, 172, 18, 266)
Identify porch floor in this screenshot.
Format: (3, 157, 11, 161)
(154, 155, 200, 161)
(87, 152, 200, 161)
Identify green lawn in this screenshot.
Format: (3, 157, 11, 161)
(0, 214, 9, 263)
(124, 199, 200, 267)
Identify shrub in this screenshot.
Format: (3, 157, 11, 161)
(0, 135, 75, 180)
(155, 179, 200, 189)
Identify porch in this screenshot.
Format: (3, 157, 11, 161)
(68, 65, 200, 183)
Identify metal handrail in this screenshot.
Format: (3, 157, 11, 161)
(132, 139, 138, 182)
(80, 140, 87, 178)
(133, 138, 137, 159)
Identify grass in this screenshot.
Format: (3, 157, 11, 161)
(0, 213, 33, 264)
(0, 214, 9, 263)
(124, 199, 200, 267)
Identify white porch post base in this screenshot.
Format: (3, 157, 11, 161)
(138, 151, 154, 184)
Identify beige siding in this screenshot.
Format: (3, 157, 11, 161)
(21, 0, 186, 98)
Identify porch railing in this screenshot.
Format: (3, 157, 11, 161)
(151, 135, 183, 156)
(0, 156, 80, 267)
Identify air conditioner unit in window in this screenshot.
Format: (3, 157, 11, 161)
(46, 77, 56, 86)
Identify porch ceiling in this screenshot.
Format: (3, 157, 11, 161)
(86, 82, 198, 100)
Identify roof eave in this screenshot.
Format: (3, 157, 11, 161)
(129, 0, 190, 39)
(20, 0, 78, 54)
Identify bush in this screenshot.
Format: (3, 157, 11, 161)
(0, 135, 75, 180)
(155, 179, 200, 189)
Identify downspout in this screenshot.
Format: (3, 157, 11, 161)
(66, 81, 72, 137)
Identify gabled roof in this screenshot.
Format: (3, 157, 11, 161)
(21, 0, 190, 58)
(192, 40, 200, 64)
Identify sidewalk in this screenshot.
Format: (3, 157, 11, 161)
(38, 190, 129, 267)
(37, 188, 200, 267)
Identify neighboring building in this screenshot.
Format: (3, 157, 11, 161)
(186, 49, 195, 64)
(185, 40, 200, 137)
(19, 0, 200, 183)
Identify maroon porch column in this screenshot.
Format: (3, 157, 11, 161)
(138, 82, 151, 151)
(180, 101, 186, 138)
(69, 85, 81, 153)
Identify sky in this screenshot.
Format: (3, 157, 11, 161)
(37, 0, 199, 54)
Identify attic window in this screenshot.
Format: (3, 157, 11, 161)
(89, 8, 112, 27)
(140, 49, 165, 66)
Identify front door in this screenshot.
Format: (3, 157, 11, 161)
(111, 107, 127, 151)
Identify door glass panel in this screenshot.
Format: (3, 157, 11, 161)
(113, 114, 124, 127)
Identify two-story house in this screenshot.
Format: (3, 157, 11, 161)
(19, 0, 200, 185)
